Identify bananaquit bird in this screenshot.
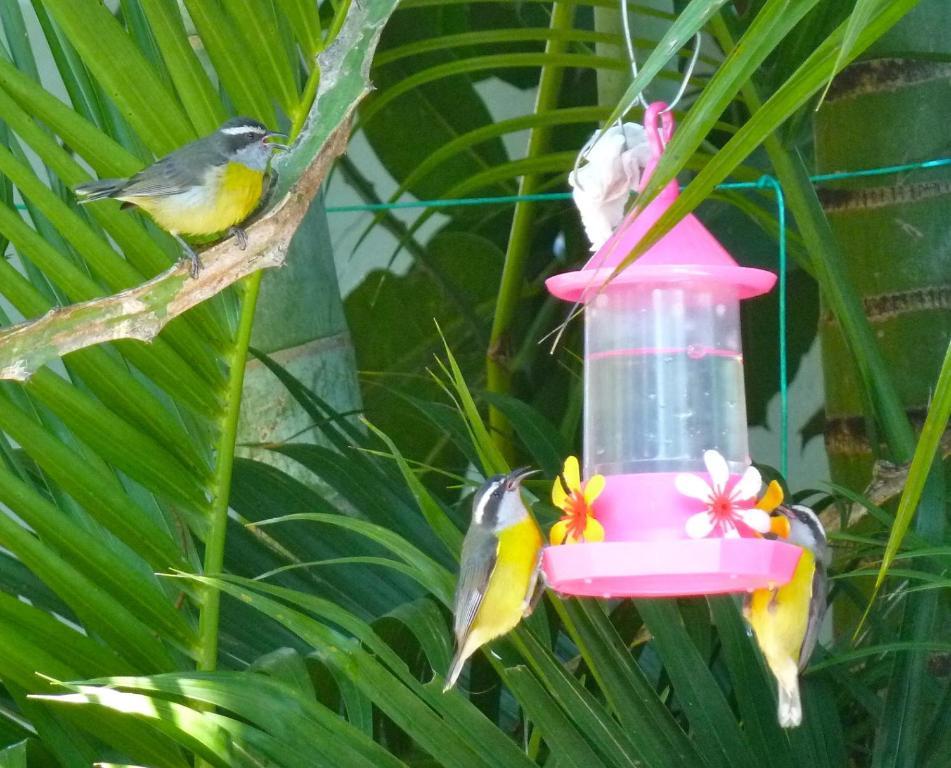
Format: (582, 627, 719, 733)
(444, 467, 544, 691)
(75, 116, 286, 277)
(746, 504, 829, 728)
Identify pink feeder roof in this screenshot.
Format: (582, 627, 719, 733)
(547, 179, 776, 302)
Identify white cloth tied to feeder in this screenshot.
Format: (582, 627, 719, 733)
(569, 123, 652, 251)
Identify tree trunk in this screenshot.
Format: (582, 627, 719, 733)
(237, 194, 362, 480)
(816, 10, 950, 764)
(813, 0, 951, 492)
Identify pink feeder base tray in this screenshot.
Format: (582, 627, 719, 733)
(542, 537, 802, 598)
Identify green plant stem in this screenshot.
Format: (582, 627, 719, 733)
(486, 1, 575, 458)
(196, 275, 262, 669)
(709, 13, 916, 464)
(326, 0, 352, 47)
(291, 67, 320, 138)
(192, 275, 260, 768)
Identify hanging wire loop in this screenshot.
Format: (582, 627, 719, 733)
(579, 0, 702, 171)
(660, 32, 702, 115)
(619, 0, 702, 120)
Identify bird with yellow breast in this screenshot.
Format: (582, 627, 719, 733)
(746, 502, 829, 728)
(444, 467, 543, 691)
(75, 116, 286, 277)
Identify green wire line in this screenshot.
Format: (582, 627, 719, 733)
(325, 191, 573, 212)
(324, 156, 951, 212)
(809, 156, 951, 183)
(11, 156, 947, 479)
(719, 176, 788, 477)
(324, 156, 949, 479)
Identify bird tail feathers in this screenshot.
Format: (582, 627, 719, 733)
(443, 653, 465, 692)
(74, 179, 127, 202)
(443, 636, 480, 692)
(777, 679, 802, 728)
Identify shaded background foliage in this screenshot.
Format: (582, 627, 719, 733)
(0, 1, 946, 767)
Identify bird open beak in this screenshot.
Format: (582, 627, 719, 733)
(506, 467, 540, 490)
(769, 510, 792, 539)
(266, 131, 289, 151)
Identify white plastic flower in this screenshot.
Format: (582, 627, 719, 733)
(569, 123, 652, 251)
(675, 450, 771, 539)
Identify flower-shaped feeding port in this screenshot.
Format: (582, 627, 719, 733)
(550, 456, 605, 545)
(677, 450, 771, 539)
(541, 103, 802, 598)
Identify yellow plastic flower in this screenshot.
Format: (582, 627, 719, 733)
(549, 456, 605, 545)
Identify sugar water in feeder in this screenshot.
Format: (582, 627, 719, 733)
(543, 104, 802, 598)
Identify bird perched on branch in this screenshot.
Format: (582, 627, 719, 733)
(746, 503, 829, 728)
(444, 467, 543, 691)
(75, 116, 287, 277)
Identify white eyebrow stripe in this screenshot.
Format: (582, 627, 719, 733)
(791, 504, 826, 546)
(472, 494, 487, 524)
(471, 486, 495, 524)
(221, 126, 265, 135)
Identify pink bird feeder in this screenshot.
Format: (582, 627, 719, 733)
(542, 103, 802, 597)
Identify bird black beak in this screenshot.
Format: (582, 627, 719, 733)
(506, 467, 540, 490)
(266, 131, 289, 151)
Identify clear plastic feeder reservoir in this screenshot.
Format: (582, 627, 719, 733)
(543, 173, 802, 598)
(585, 281, 748, 477)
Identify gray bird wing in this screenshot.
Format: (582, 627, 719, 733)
(798, 564, 827, 670)
(452, 525, 499, 644)
(118, 136, 228, 198)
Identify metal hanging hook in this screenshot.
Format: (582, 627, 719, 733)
(570, 10, 702, 213)
(619, 0, 702, 119)
(575, 4, 702, 173)
(643, 101, 675, 157)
